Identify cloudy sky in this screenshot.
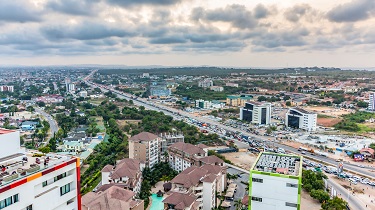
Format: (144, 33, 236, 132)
(0, 0, 374, 68)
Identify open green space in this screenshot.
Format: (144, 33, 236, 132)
(334, 111, 375, 132)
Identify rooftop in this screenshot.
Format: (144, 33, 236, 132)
(252, 152, 302, 177)
(129, 132, 158, 142)
(0, 129, 16, 135)
(291, 107, 314, 115)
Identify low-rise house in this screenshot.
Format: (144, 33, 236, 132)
(210, 86, 224, 92)
(63, 141, 84, 152)
(163, 192, 198, 210)
(360, 148, 375, 158)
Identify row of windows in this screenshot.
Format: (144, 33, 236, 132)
(251, 197, 297, 208)
(252, 178, 263, 183)
(286, 183, 298, 188)
(0, 194, 19, 209)
(43, 172, 67, 187)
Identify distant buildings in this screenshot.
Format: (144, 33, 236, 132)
(65, 78, 75, 93)
(210, 86, 224, 92)
(195, 99, 212, 109)
(368, 92, 375, 111)
(142, 73, 150, 78)
(150, 82, 171, 98)
(129, 132, 161, 168)
(226, 95, 253, 107)
(79, 91, 88, 98)
(225, 83, 239, 88)
(285, 107, 317, 131)
(240, 102, 271, 125)
(0, 129, 80, 210)
(0, 85, 14, 92)
(35, 94, 64, 104)
(249, 152, 302, 210)
(198, 79, 213, 88)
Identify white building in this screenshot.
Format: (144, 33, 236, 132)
(129, 132, 161, 168)
(285, 107, 317, 131)
(0, 129, 80, 210)
(195, 99, 212, 109)
(250, 152, 302, 210)
(79, 91, 88, 98)
(368, 92, 375, 111)
(240, 102, 271, 125)
(142, 73, 150, 78)
(198, 79, 213, 88)
(210, 86, 224, 92)
(0, 86, 14, 92)
(167, 142, 207, 172)
(68, 84, 75, 92)
(225, 83, 239, 88)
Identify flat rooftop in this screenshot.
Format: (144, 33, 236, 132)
(252, 152, 302, 177)
(0, 129, 16, 135)
(292, 107, 314, 115)
(0, 151, 77, 189)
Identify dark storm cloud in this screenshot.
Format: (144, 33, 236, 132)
(253, 4, 270, 19)
(284, 4, 312, 22)
(47, 0, 101, 16)
(327, 0, 375, 22)
(191, 5, 258, 29)
(41, 21, 136, 41)
(0, 1, 42, 23)
(107, 0, 183, 7)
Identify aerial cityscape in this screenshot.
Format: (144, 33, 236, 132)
(1, 1, 375, 210)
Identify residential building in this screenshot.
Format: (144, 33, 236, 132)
(195, 99, 212, 109)
(249, 152, 302, 210)
(0, 129, 80, 210)
(63, 141, 84, 152)
(198, 79, 213, 88)
(20, 121, 38, 131)
(129, 132, 161, 168)
(211, 100, 225, 109)
(285, 107, 317, 131)
(226, 95, 253, 107)
(160, 132, 185, 154)
(225, 83, 239, 87)
(368, 92, 375, 111)
(0, 86, 14, 92)
(240, 102, 272, 125)
(79, 91, 88, 98)
(101, 158, 144, 194)
(68, 84, 76, 92)
(209, 86, 224, 92)
(65, 78, 70, 92)
(167, 142, 207, 172)
(166, 164, 226, 210)
(142, 73, 150, 78)
(82, 185, 144, 210)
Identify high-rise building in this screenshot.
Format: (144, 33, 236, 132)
(68, 84, 76, 92)
(285, 107, 317, 131)
(240, 102, 271, 125)
(0, 86, 14, 92)
(159, 133, 184, 154)
(65, 78, 70, 92)
(368, 92, 375, 111)
(249, 152, 302, 210)
(128, 132, 161, 168)
(0, 129, 80, 210)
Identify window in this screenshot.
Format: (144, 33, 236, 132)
(26, 205, 33, 210)
(251, 197, 262, 202)
(286, 183, 298, 188)
(60, 183, 71, 196)
(252, 178, 263, 183)
(0, 194, 19, 209)
(54, 172, 67, 182)
(285, 202, 298, 207)
(42, 181, 48, 187)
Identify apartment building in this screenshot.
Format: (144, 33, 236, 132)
(0, 86, 14, 92)
(166, 164, 226, 210)
(195, 99, 212, 109)
(368, 92, 375, 111)
(226, 95, 253, 107)
(240, 102, 271, 125)
(82, 185, 144, 210)
(160, 133, 185, 154)
(285, 107, 317, 131)
(129, 132, 161, 168)
(210, 86, 224, 92)
(101, 158, 144, 194)
(198, 79, 213, 88)
(0, 129, 80, 210)
(167, 142, 207, 172)
(249, 152, 302, 210)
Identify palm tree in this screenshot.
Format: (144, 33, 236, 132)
(160, 175, 170, 183)
(234, 199, 242, 210)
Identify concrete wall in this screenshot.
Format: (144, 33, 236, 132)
(0, 130, 22, 159)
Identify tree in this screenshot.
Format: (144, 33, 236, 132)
(286, 101, 292, 106)
(310, 189, 330, 203)
(38, 147, 50, 154)
(257, 96, 267, 102)
(357, 101, 368, 108)
(160, 175, 170, 183)
(321, 197, 347, 210)
(234, 199, 242, 210)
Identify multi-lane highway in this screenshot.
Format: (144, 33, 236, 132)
(326, 179, 365, 210)
(84, 75, 375, 179)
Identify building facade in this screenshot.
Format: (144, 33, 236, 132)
(129, 132, 161, 168)
(285, 107, 317, 131)
(167, 142, 207, 172)
(198, 79, 213, 88)
(0, 129, 80, 210)
(0, 86, 14, 92)
(240, 102, 271, 125)
(210, 86, 224, 92)
(195, 99, 212, 109)
(249, 152, 302, 210)
(226, 95, 253, 107)
(369, 92, 375, 111)
(160, 133, 185, 154)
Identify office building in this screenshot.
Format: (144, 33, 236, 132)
(101, 158, 144, 194)
(0, 129, 80, 210)
(82, 185, 144, 210)
(226, 95, 253, 107)
(129, 132, 161, 168)
(195, 99, 212, 109)
(285, 107, 317, 131)
(249, 152, 302, 210)
(240, 102, 271, 125)
(0, 86, 14, 92)
(198, 79, 213, 88)
(368, 92, 375, 111)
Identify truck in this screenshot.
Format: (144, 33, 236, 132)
(315, 151, 328, 157)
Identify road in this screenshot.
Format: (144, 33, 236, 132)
(84, 74, 375, 179)
(34, 107, 59, 146)
(326, 179, 366, 210)
(227, 167, 249, 210)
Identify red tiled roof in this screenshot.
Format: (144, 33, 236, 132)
(129, 132, 158, 142)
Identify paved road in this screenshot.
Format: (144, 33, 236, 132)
(326, 179, 366, 210)
(34, 107, 59, 146)
(227, 167, 249, 210)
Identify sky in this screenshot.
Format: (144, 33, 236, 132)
(0, 0, 375, 68)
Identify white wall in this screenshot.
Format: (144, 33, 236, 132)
(0, 131, 22, 159)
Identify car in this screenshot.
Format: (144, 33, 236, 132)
(237, 174, 242, 178)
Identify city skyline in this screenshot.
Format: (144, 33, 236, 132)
(0, 0, 374, 67)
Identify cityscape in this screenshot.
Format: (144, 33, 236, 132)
(1, 1, 375, 210)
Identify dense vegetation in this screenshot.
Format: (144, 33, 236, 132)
(175, 85, 245, 100)
(334, 111, 375, 132)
